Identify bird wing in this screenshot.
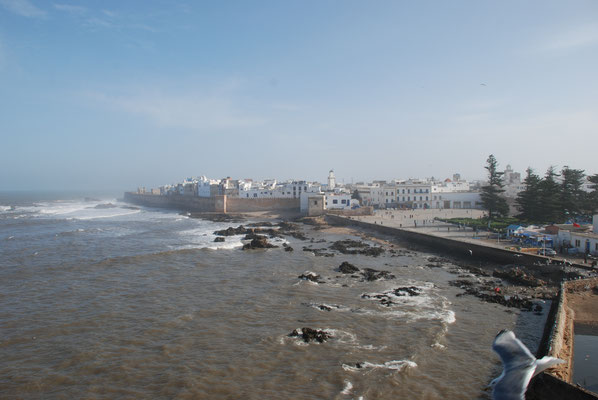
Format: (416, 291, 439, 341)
(492, 330, 535, 369)
(492, 364, 535, 400)
(491, 330, 537, 400)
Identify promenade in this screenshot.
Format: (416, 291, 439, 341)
(346, 209, 594, 268)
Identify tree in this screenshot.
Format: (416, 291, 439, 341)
(538, 166, 561, 224)
(351, 189, 362, 202)
(480, 154, 509, 220)
(582, 173, 598, 215)
(516, 167, 541, 221)
(559, 166, 585, 219)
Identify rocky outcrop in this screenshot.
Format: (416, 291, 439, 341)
(362, 286, 421, 306)
(289, 328, 330, 343)
(214, 237, 225, 242)
(215, 225, 248, 236)
(283, 243, 294, 252)
(298, 272, 324, 283)
(338, 261, 360, 274)
(361, 268, 395, 281)
(242, 235, 277, 250)
(329, 239, 385, 257)
(493, 267, 546, 287)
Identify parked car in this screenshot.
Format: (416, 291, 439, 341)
(537, 248, 557, 256)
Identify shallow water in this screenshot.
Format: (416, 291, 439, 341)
(0, 193, 548, 399)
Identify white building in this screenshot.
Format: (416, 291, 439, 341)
(430, 192, 483, 209)
(395, 179, 433, 209)
(197, 176, 220, 197)
(325, 192, 357, 210)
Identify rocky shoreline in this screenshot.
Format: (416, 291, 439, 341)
(198, 212, 598, 346)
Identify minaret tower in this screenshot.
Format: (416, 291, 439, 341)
(327, 169, 336, 190)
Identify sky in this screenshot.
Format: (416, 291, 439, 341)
(1, 0, 597, 191)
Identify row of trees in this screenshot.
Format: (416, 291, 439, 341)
(516, 166, 598, 223)
(481, 154, 598, 224)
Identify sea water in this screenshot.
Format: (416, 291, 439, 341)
(0, 192, 548, 399)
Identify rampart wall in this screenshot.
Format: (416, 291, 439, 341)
(123, 192, 299, 214)
(124, 192, 225, 212)
(226, 197, 300, 213)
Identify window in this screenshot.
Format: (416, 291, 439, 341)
(408, 189, 410, 193)
(575, 239, 581, 247)
(425, 196, 428, 201)
(313, 200, 318, 205)
(408, 196, 410, 201)
(595, 243, 598, 251)
(253, 193, 257, 197)
(341, 199, 347, 204)
(402, 189, 405, 194)
(333, 199, 338, 204)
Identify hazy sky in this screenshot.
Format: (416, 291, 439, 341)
(1, 0, 597, 191)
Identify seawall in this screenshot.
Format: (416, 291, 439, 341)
(123, 192, 300, 214)
(325, 214, 559, 267)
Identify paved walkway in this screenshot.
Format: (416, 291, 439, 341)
(351, 209, 595, 267)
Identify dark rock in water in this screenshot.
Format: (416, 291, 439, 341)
(393, 286, 421, 296)
(298, 272, 323, 283)
(289, 327, 330, 343)
(426, 263, 443, 269)
(302, 247, 334, 257)
(329, 240, 385, 257)
(361, 292, 395, 307)
(493, 267, 546, 287)
(449, 279, 475, 288)
(318, 305, 332, 311)
(94, 203, 117, 209)
(242, 235, 277, 250)
(361, 286, 421, 306)
(428, 256, 451, 264)
(189, 213, 245, 223)
(533, 304, 543, 314)
(338, 261, 359, 274)
(361, 268, 395, 281)
(214, 225, 248, 236)
(457, 286, 534, 310)
(284, 245, 294, 252)
(246, 222, 274, 227)
(214, 237, 225, 243)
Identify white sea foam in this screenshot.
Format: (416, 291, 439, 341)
(359, 282, 456, 325)
(341, 380, 353, 395)
(342, 360, 417, 372)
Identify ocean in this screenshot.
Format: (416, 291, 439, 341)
(0, 192, 549, 399)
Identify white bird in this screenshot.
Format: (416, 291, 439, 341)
(468, 249, 473, 256)
(490, 330, 564, 400)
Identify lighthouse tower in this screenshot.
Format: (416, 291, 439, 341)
(327, 169, 336, 190)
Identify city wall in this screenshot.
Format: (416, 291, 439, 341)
(123, 192, 299, 214)
(226, 197, 300, 213)
(124, 192, 225, 212)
